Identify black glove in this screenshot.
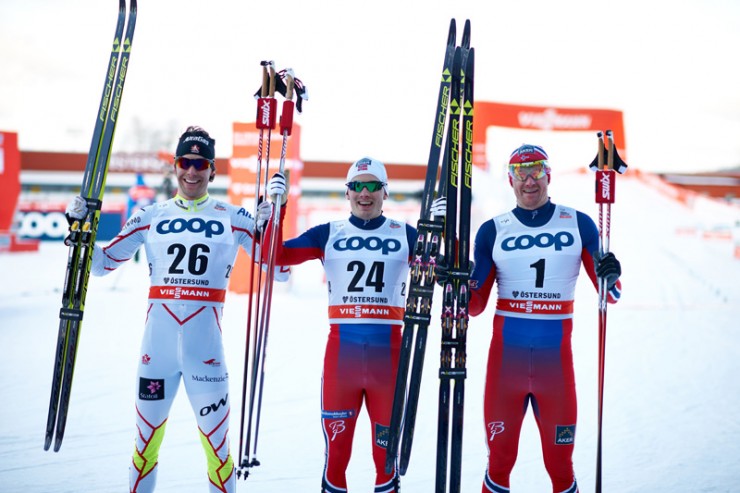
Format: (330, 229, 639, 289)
(434, 256, 474, 286)
(594, 251, 621, 291)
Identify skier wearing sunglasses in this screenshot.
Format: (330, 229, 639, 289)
(469, 144, 622, 493)
(261, 157, 445, 493)
(64, 125, 286, 493)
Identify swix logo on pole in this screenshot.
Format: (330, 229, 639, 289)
(501, 231, 574, 251)
(595, 170, 616, 204)
(256, 98, 277, 130)
(156, 218, 225, 238)
(333, 236, 401, 255)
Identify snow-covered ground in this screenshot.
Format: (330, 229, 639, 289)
(1, 170, 739, 492)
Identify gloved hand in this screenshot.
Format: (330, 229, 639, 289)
(430, 196, 446, 218)
(434, 256, 474, 286)
(65, 196, 88, 225)
(594, 251, 621, 290)
(267, 172, 288, 205)
(255, 199, 273, 233)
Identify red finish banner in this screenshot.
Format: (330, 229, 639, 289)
(0, 131, 21, 231)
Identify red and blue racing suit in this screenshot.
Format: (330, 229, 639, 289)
(268, 213, 415, 493)
(469, 200, 621, 493)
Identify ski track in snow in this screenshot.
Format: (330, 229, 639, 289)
(1, 172, 739, 492)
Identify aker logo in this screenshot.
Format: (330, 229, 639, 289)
(139, 378, 165, 400)
(203, 358, 221, 367)
(141, 354, 151, 365)
(374, 423, 390, 449)
(155, 218, 225, 238)
(501, 231, 574, 252)
(555, 424, 576, 445)
(333, 236, 401, 255)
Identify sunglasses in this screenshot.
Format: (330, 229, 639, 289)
(509, 160, 550, 181)
(175, 157, 214, 171)
(346, 181, 385, 193)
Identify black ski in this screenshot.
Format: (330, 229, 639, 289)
(44, 0, 137, 452)
(436, 42, 474, 493)
(385, 18, 458, 477)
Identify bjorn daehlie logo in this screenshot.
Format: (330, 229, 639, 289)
(488, 421, 505, 441)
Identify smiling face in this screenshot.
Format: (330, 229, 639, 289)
(511, 171, 550, 210)
(175, 154, 214, 200)
(347, 173, 386, 220)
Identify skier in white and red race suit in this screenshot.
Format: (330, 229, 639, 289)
(260, 157, 445, 493)
(469, 144, 622, 493)
(65, 125, 287, 493)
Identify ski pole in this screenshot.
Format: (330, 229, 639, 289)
(591, 128, 626, 492)
(249, 69, 296, 469)
(237, 61, 277, 478)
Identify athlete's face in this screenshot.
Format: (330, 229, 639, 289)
(511, 171, 549, 210)
(347, 173, 386, 221)
(175, 154, 214, 200)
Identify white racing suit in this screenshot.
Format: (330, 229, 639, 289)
(90, 195, 287, 493)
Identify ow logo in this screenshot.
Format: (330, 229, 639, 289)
(156, 218, 225, 238)
(502, 231, 574, 251)
(200, 394, 228, 417)
(488, 421, 505, 441)
(329, 420, 346, 442)
(333, 236, 401, 255)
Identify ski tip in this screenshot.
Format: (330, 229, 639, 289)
(43, 436, 52, 451)
(462, 19, 471, 48)
(447, 19, 456, 45)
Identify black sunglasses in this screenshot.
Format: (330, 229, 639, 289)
(346, 181, 385, 193)
(175, 157, 213, 171)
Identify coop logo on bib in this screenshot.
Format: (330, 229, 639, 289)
(156, 218, 225, 238)
(333, 236, 401, 255)
(502, 231, 574, 251)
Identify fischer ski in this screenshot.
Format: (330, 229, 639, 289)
(436, 39, 474, 493)
(44, 0, 137, 452)
(385, 18, 461, 477)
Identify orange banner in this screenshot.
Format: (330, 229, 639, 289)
(472, 102, 626, 170)
(228, 121, 302, 293)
